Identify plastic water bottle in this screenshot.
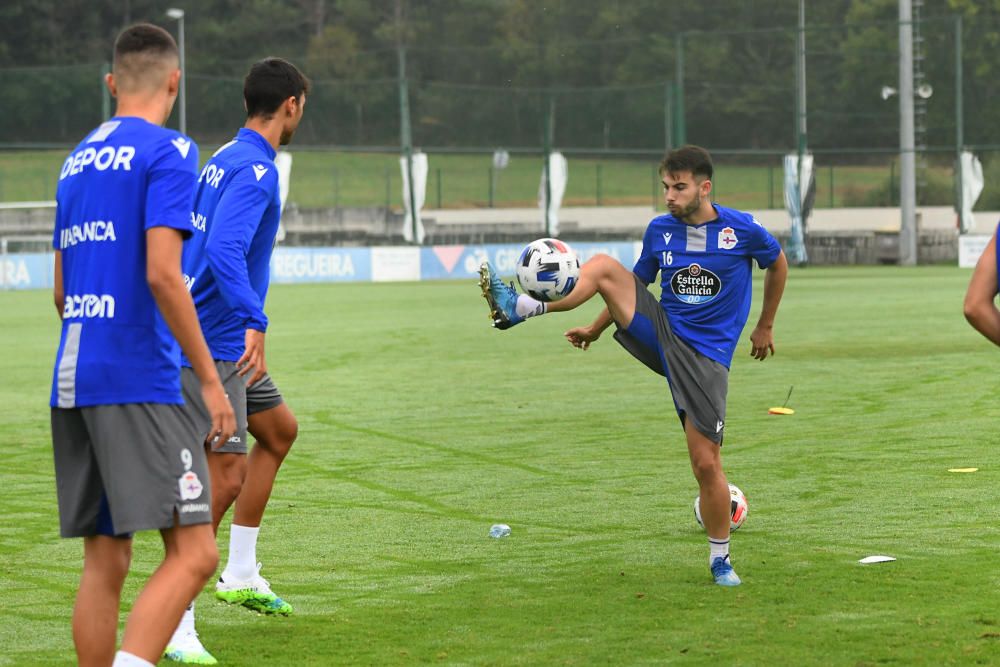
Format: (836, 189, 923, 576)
(489, 523, 511, 538)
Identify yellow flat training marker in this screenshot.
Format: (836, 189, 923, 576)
(947, 468, 978, 473)
(768, 407, 795, 415)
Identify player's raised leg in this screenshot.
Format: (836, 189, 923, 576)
(215, 402, 298, 616)
(685, 420, 740, 586)
(480, 253, 638, 330)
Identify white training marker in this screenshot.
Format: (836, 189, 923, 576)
(858, 555, 897, 564)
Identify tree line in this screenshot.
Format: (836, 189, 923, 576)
(0, 0, 996, 155)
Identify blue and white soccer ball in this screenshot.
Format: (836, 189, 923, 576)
(694, 484, 748, 531)
(515, 238, 580, 302)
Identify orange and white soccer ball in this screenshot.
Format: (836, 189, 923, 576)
(694, 483, 748, 531)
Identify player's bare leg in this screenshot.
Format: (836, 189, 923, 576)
(685, 419, 740, 586)
(121, 522, 218, 663)
(207, 451, 247, 532)
(235, 403, 298, 528)
(74, 536, 131, 666)
(546, 254, 637, 326)
(481, 253, 637, 329)
(164, 451, 243, 665)
(214, 403, 297, 616)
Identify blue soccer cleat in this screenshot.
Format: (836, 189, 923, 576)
(711, 555, 742, 587)
(478, 261, 523, 330)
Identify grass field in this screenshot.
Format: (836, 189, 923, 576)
(0, 148, 916, 211)
(2, 266, 999, 665)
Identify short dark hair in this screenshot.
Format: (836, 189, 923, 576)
(659, 145, 714, 181)
(244, 58, 310, 119)
(112, 23, 179, 91)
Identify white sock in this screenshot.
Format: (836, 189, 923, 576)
(168, 602, 195, 642)
(181, 602, 196, 632)
(112, 651, 155, 667)
(515, 294, 547, 318)
(708, 537, 730, 566)
(225, 524, 260, 581)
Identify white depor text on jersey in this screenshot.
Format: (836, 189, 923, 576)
(198, 163, 225, 188)
(59, 146, 135, 180)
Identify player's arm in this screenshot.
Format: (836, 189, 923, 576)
(963, 231, 1000, 345)
(749, 249, 788, 361)
(567, 231, 659, 350)
(53, 250, 64, 318)
(565, 308, 614, 350)
(204, 174, 271, 385)
(147, 226, 236, 447)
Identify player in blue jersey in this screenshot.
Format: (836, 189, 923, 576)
(164, 58, 309, 664)
(480, 145, 788, 586)
(49, 24, 236, 667)
(964, 225, 1000, 343)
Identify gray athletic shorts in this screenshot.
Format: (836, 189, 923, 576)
(613, 275, 729, 444)
(51, 403, 213, 537)
(180, 361, 284, 454)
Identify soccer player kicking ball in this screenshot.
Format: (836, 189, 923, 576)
(164, 58, 309, 664)
(480, 145, 788, 586)
(50, 24, 236, 667)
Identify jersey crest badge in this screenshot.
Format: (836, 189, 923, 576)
(718, 226, 738, 250)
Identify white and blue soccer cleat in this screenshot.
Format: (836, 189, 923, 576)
(478, 261, 524, 330)
(711, 555, 742, 587)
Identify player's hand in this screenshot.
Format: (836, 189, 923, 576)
(565, 326, 600, 350)
(749, 324, 775, 360)
(237, 328, 267, 387)
(202, 380, 236, 450)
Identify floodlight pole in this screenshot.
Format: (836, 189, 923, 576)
(674, 35, 686, 146)
(166, 8, 186, 136)
(795, 0, 808, 263)
(543, 95, 555, 236)
(397, 44, 418, 244)
(394, 0, 418, 244)
(899, 0, 917, 265)
(954, 14, 964, 231)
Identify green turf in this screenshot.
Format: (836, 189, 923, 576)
(0, 148, 913, 211)
(2, 265, 999, 665)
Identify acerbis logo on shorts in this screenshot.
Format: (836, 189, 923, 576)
(670, 263, 722, 304)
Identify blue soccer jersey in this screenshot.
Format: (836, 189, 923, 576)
(182, 128, 281, 363)
(50, 117, 199, 408)
(632, 204, 782, 368)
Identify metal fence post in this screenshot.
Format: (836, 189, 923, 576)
(768, 164, 774, 209)
(829, 165, 834, 208)
(596, 163, 602, 205)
